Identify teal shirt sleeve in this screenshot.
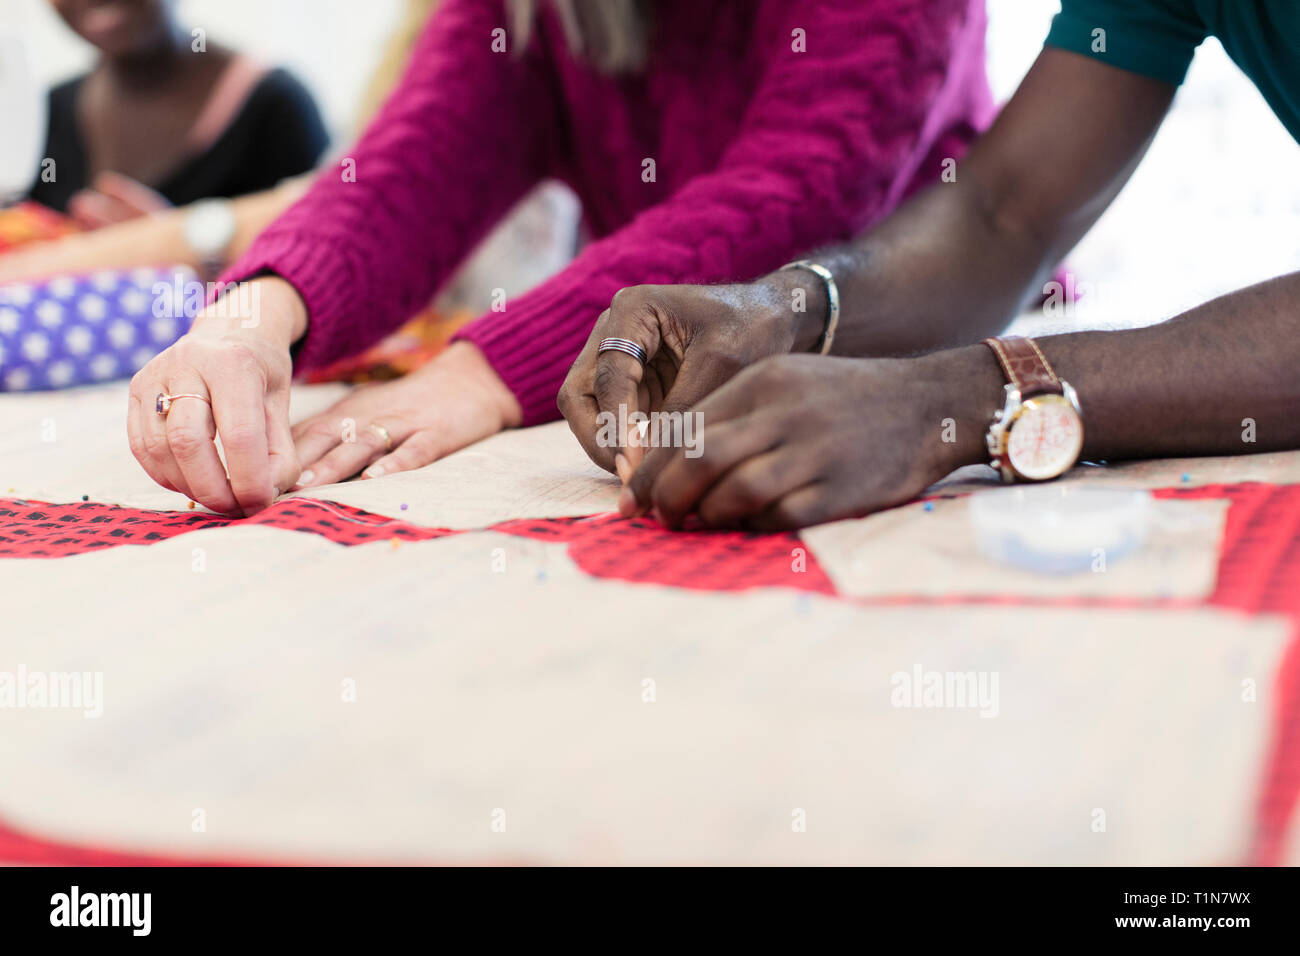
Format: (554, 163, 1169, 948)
(1045, 0, 1209, 87)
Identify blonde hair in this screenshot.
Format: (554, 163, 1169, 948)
(508, 0, 650, 74)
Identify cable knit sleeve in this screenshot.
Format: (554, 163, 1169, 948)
(217, 0, 556, 371)
(455, 0, 989, 425)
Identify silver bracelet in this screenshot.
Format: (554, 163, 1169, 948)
(779, 259, 840, 356)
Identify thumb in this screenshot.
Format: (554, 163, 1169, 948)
(590, 321, 661, 473)
(265, 389, 300, 498)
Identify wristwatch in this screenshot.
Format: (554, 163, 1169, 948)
(182, 198, 237, 282)
(982, 335, 1084, 482)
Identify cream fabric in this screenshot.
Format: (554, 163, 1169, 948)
(0, 382, 618, 525)
(0, 382, 1293, 864)
(0, 524, 1287, 864)
(802, 496, 1229, 600)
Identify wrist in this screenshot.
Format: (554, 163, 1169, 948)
(914, 344, 1006, 473)
(756, 268, 829, 353)
(442, 341, 523, 429)
(192, 276, 307, 349)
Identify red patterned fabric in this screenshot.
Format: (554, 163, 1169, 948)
(0, 499, 833, 594)
(0, 498, 452, 557)
(496, 514, 837, 595)
(0, 497, 835, 592)
(1151, 483, 1300, 866)
(0, 479, 1297, 865)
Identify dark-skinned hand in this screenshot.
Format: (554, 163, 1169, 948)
(619, 348, 1001, 531)
(557, 277, 822, 478)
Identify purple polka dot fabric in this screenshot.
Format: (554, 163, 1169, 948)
(0, 266, 197, 391)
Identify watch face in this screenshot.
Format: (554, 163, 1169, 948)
(1005, 394, 1084, 481)
(182, 200, 237, 259)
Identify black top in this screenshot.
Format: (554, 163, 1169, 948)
(28, 67, 329, 212)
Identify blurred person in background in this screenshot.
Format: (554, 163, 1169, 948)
(28, 0, 327, 228)
(127, 0, 995, 517)
(0, 0, 567, 318)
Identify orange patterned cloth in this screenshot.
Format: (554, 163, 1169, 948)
(0, 202, 81, 253)
(303, 305, 472, 383)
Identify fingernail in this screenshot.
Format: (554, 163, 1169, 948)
(272, 486, 280, 499)
(618, 485, 637, 517)
(297, 470, 315, 487)
(614, 453, 630, 483)
(364, 465, 385, 479)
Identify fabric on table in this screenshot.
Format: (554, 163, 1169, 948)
(802, 494, 1229, 602)
(302, 305, 472, 384)
(0, 266, 195, 391)
(0, 526, 1288, 865)
(0, 202, 81, 253)
(2, 382, 1299, 864)
(0, 498, 840, 597)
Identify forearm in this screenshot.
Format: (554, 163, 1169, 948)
(771, 173, 1056, 357)
(937, 272, 1300, 468)
(223, 0, 554, 372)
(0, 178, 308, 283)
(764, 49, 1176, 359)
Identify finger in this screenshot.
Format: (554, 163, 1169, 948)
(557, 324, 615, 472)
(93, 171, 170, 214)
(362, 430, 448, 479)
(291, 417, 348, 484)
(164, 389, 242, 514)
(128, 388, 187, 496)
(265, 388, 300, 498)
(627, 415, 781, 528)
(603, 345, 649, 472)
(66, 190, 117, 229)
(621, 374, 760, 517)
(695, 446, 822, 528)
(207, 369, 275, 515)
(91, 193, 136, 224)
(564, 386, 614, 473)
(591, 305, 662, 467)
(657, 345, 745, 422)
(744, 483, 835, 533)
(300, 424, 392, 486)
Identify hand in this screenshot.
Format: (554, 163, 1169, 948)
(291, 341, 523, 488)
(557, 275, 826, 477)
(620, 347, 1004, 531)
(127, 277, 306, 515)
(67, 172, 170, 229)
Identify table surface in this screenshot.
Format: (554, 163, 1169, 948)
(1, 382, 1297, 865)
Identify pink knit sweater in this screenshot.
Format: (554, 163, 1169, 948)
(223, 0, 993, 425)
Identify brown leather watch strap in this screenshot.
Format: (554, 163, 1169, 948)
(982, 336, 1063, 397)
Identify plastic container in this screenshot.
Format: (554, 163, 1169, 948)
(968, 485, 1153, 574)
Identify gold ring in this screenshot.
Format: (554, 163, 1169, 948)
(156, 392, 211, 416)
(367, 422, 393, 452)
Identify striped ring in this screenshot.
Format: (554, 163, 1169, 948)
(597, 337, 649, 365)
